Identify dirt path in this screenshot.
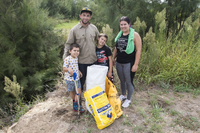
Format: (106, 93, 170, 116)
(4, 83, 200, 133)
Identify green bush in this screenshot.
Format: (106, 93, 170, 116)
(0, 0, 64, 105)
(137, 9, 200, 88)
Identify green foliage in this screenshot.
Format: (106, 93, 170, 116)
(102, 24, 114, 47)
(4, 75, 23, 103)
(138, 107, 147, 118)
(13, 102, 30, 123)
(133, 125, 145, 133)
(173, 115, 200, 131)
(133, 17, 147, 37)
(149, 123, 163, 133)
(138, 9, 200, 88)
(122, 114, 133, 126)
(1, 74, 45, 125)
(192, 88, 200, 98)
(0, 107, 10, 128)
(0, 0, 64, 105)
(165, 0, 199, 36)
(13, 94, 45, 123)
(170, 110, 180, 116)
(40, 0, 77, 19)
(174, 84, 193, 93)
(55, 20, 79, 30)
(151, 104, 162, 119)
(92, 0, 165, 37)
(40, 0, 94, 19)
(92, 0, 122, 33)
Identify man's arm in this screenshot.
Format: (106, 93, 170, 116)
(95, 26, 100, 42)
(63, 30, 75, 60)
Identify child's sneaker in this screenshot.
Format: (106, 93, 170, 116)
(79, 105, 85, 113)
(119, 95, 127, 101)
(73, 101, 78, 112)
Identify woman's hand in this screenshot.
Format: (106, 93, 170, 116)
(131, 65, 138, 72)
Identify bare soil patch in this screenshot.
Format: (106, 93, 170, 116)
(4, 83, 200, 133)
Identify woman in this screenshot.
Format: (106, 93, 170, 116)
(113, 16, 142, 108)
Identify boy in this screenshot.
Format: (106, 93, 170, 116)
(96, 33, 114, 82)
(63, 43, 84, 112)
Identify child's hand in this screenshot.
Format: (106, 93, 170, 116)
(107, 71, 112, 78)
(79, 71, 83, 78)
(68, 68, 74, 76)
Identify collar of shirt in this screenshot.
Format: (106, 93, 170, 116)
(78, 21, 91, 29)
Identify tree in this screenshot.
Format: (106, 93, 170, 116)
(40, 0, 78, 19)
(0, 0, 64, 105)
(165, 0, 200, 36)
(92, 0, 199, 38)
(92, 0, 164, 37)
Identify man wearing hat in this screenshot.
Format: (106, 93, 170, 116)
(63, 7, 99, 111)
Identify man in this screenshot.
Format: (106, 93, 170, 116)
(63, 7, 99, 92)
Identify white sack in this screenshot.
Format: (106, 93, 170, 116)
(86, 65, 108, 91)
(85, 65, 108, 113)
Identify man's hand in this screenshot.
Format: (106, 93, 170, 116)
(79, 70, 83, 78)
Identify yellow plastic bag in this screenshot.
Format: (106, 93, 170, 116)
(105, 77, 123, 118)
(84, 86, 116, 130)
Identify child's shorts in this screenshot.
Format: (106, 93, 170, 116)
(65, 80, 81, 92)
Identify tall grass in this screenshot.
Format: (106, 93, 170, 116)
(137, 9, 200, 88)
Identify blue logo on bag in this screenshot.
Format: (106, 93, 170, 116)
(89, 105, 94, 116)
(107, 112, 112, 119)
(97, 104, 111, 113)
(102, 108, 113, 119)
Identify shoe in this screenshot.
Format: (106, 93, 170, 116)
(79, 105, 85, 113)
(73, 102, 78, 112)
(119, 95, 127, 101)
(122, 99, 131, 108)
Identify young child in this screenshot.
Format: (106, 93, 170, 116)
(63, 43, 84, 113)
(96, 33, 114, 83)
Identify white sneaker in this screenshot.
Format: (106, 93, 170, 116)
(122, 99, 131, 108)
(119, 95, 127, 101)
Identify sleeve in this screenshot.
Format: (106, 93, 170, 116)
(106, 46, 112, 56)
(95, 26, 99, 43)
(63, 29, 75, 59)
(63, 57, 69, 68)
